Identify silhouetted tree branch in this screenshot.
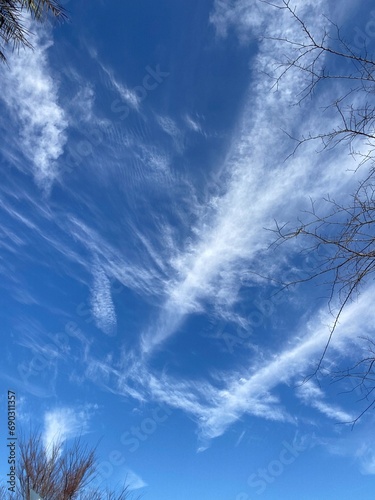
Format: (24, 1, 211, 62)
(265, 0, 375, 419)
(0, 0, 67, 62)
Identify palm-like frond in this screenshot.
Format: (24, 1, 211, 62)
(19, 0, 66, 20)
(0, 0, 66, 62)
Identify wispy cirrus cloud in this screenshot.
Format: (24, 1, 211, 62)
(156, 115, 184, 152)
(0, 19, 68, 191)
(98, 60, 140, 110)
(2, 3, 371, 478)
(140, 0, 358, 356)
(356, 444, 375, 475)
(43, 405, 97, 457)
(322, 421, 375, 475)
(109, 285, 374, 450)
(66, 216, 169, 300)
(184, 114, 204, 134)
(195, 286, 374, 442)
(296, 381, 355, 423)
(65, 2, 371, 452)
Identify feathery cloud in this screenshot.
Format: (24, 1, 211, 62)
(297, 381, 354, 422)
(0, 19, 68, 191)
(43, 405, 96, 457)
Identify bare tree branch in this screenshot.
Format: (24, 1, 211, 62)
(264, 0, 375, 421)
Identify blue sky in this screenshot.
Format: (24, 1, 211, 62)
(0, 0, 375, 498)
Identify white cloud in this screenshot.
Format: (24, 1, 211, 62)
(80, 282, 375, 456)
(135, 144, 170, 173)
(193, 289, 374, 441)
(322, 423, 375, 475)
(0, 18, 68, 192)
(138, 0, 367, 357)
(184, 114, 203, 134)
(356, 444, 375, 475)
(141, 118, 357, 352)
(66, 216, 168, 301)
(66, 1, 375, 454)
(157, 115, 180, 138)
(125, 469, 148, 490)
(69, 83, 96, 123)
(210, 0, 265, 40)
(98, 61, 140, 110)
(91, 261, 117, 335)
(296, 381, 354, 422)
(122, 286, 374, 447)
(4, 1, 371, 472)
(210, 0, 328, 43)
(43, 406, 96, 457)
(156, 115, 184, 152)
